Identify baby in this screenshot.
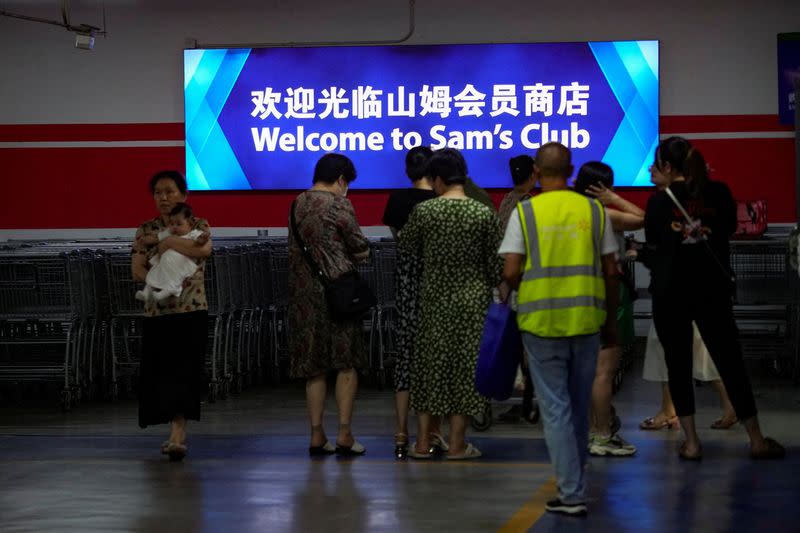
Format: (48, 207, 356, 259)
(135, 203, 207, 303)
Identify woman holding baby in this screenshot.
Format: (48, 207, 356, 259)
(131, 170, 212, 461)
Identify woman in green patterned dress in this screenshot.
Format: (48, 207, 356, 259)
(401, 148, 503, 460)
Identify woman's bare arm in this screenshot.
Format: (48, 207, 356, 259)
(588, 184, 645, 217)
(158, 236, 213, 259)
(131, 253, 149, 282)
(606, 208, 645, 232)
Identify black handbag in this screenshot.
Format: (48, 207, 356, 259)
(290, 200, 376, 321)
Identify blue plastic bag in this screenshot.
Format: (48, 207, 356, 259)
(475, 302, 523, 401)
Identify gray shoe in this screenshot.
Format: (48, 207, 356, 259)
(589, 433, 636, 457)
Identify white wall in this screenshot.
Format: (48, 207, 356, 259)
(2, 0, 799, 124)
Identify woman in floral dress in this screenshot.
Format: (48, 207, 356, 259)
(288, 153, 371, 457)
(401, 148, 503, 460)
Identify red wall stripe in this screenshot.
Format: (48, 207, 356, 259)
(660, 115, 793, 134)
(0, 138, 794, 229)
(0, 116, 796, 229)
(0, 123, 184, 143)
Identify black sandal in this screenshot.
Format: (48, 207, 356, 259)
(394, 433, 408, 459)
(335, 440, 366, 457)
(166, 442, 187, 462)
(751, 437, 785, 460)
(309, 441, 336, 456)
(335, 424, 366, 457)
(678, 442, 703, 461)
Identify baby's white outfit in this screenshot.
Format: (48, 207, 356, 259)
(135, 229, 203, 303)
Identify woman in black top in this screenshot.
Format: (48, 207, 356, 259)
(382, 147, 443, 458)
(383, 147, 437, 239)
(645, 136, 784, 460)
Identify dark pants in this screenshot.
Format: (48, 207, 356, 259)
(139, 310, 208, 428)
(652, 284, 757, 420)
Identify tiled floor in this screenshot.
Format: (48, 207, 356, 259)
(1, 371, 798, 532)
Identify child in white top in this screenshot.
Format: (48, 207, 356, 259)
(136, 203, 206, 303)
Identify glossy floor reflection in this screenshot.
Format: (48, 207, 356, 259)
(1, 375, 798, 532)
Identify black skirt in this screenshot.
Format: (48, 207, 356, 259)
(138, 310, 208, 428)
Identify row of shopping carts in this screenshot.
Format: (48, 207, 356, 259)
(0, 238, 400, 410)
(728, 237, 800, 378)
(627, 233, 800, 381)
(1, 233, 797, 410)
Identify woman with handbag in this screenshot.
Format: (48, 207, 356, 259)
(401, 148, 503, 460)
(645, 136, 784, 460)
(288, 153, 371, 457)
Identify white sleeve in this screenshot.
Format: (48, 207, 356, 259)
(157, 229, 171, 241)
(498, 209, 527, 255)
(600, 208, 619, 256)
(183, 229, 204, 241)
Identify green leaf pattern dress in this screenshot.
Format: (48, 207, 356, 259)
(400, 197, 503, 416)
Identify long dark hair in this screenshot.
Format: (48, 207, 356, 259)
(655, 136, 709, 197)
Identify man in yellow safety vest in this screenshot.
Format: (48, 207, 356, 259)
(499, 142, 619, 517)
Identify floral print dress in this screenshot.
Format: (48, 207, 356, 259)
(400, 198, 503, 416)
(288, 191, 370, 379)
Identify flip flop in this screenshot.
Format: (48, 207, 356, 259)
(309, 441, 336, 456)
(430, 432, 450, 453)
(446, 443, 482, 460)
(750, 437, 785, 460)
(710, 417, 738, 430)
(407, 442, 433, 459)
(166, 442, 187, 462)
(335, 440, 366, 457)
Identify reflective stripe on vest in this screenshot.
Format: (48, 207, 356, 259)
(516, 191, 607, 337)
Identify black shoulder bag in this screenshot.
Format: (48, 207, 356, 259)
(290, 200, 376, 321)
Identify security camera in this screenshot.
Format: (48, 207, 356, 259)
(73, 24, 99, 50)
(74, 32, 95, 50)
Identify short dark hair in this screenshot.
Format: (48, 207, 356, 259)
(535, 142, 572, 178)
(149, 170, 187, 194)
(405, 146, 433, 182)
(313, 153, 357, 184)
(574, 161, 614, 196)
(426, 148, 468, 185)
(509, 155, 534, 186)
(168, 202, 193, 220)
